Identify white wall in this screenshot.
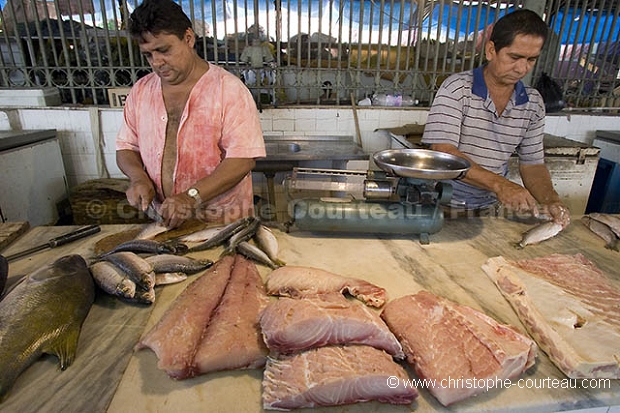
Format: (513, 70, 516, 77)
(0, 106, 619, 188)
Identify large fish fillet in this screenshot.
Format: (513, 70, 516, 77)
(482, 253, 620, 379)
(135, 255, 234, 379)
(266, 266, 387, 307)
(260, 293, 404, 358)
(0, 255, 95, 402)
(262, 345, 418, 410)
(193, 255, 269, 373)
(381, 291, 536, 406)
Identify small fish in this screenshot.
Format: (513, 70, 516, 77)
(221, 217, 260, 256)
(89, 261, 136, 299)
(131, 286, 155, 305)
(155, 272, 188, 286)
(187, 217, 254, 252)
(102, 252, 156, 289)
(588, 213, 620, 238)
(102, 239, 177, 256)
(516, 221, 564, 249)
(145, 254, 213, 274)
(178, 226, 225, 242)
(135, 222, 169, 240)
(582, 216, 619, 251)
(236, 241, 280, 269)
(254, 224, 286, 266)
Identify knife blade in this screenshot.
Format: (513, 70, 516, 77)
(5, 224, 102, 262)
(145, 201, 164, 223)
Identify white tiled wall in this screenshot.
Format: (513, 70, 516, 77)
(0, 106, 619, 190)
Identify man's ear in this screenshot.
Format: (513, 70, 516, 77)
(485, 40, 496, 61)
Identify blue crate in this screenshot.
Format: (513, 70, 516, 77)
(586, 158, 620, 213)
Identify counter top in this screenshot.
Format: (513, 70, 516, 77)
(0, 129, 57, 152)
(257, 135, 367, 164)
(1, 217, 619, 412)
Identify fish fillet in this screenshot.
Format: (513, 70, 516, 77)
(381, 291, 537, 406)
(262, 345, 418, 410)
(260, 293, 404, 358)
(482, 253, 620, 379)
(193, 255, 269, 373)
(266, 266, 387, 307)
(135, 255, 234, 379)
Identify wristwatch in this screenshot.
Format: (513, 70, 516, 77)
(186, 187, 202, 205)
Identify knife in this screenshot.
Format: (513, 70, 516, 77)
(145, 201, 164, 223)
(5, 224, 102, 262)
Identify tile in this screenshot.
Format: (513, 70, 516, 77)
(64, 153, 100, 177)
(294, 118, 316, 133)
(58, 131, 97, 155)
(272, 118, 295, 131)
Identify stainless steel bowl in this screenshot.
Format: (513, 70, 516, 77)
(373, 149, 471, 180)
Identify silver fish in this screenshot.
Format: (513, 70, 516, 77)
(254, 224, 286, 266)
(135, 222, 169, 240)
(588, 213, 620, 238)
(145, 254, 213, 274)
(517, 221, 564, 248)
(236, 241, 280, 269)
(102, 251, 155, 289)
(132, 287, 155, 305)
(155, 272, 188, 286)
(0, 255, 95, 402)
(178, 226, 225, 242)
(582, 216, 619, 251)
(89, 261, 136, 299)
(221, 217, 260, 256)
(187, 216, 254, 252)
(103, 239, 177, 256)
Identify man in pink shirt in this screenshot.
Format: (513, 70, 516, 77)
(116, 0, 266, 228)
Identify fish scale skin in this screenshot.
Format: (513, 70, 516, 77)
(0, 255, 95, 402)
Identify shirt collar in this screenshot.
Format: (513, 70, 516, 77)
(472, 66, 529, 105)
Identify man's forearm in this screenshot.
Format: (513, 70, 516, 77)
(116, 149, 150, 183)
(191, 157, 256, 203)
(519, 163, 561, 205)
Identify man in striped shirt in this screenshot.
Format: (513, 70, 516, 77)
(422, 9, 570, 228)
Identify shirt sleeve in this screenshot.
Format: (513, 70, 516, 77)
(421, 74, 467, 148)
(115, 85, 140, 152)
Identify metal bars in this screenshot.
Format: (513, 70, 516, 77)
(0, 0, 618, 108)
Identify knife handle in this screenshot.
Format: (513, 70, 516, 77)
(48, 225, 102, 248)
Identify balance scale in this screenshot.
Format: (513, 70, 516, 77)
(286, 149, 471, 244)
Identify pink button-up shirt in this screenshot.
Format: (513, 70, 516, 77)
(117, 64, 266, 223)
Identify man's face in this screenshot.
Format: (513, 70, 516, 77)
(138, 29, 196, 86)
(485, 34, 545, 86)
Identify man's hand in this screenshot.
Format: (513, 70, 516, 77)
(126, 177, 156, 212)
(545, 202, 571, 228)
(495, 181, 540, 217)
(160, 193, 195, 228)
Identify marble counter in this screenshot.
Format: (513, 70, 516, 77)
(1, 216, 619, 412)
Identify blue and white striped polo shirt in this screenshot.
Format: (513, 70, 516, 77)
(421, 66, 546, 209)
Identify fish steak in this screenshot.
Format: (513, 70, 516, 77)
(260, 293, 403, 358)
(262, 345, 418, 410)
(381, 291, 536, 406)
(266, 266, 387, 307)
(483, 254, 620, 379)
(0, 255, 95, 401)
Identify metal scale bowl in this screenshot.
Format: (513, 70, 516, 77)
(291, 149, 471, 243)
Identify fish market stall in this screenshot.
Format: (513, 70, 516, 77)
(0, 215, 619, 412)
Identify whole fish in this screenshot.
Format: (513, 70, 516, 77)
(588, 213, 620, 238)
(0, 255, 7, 297)
(187, 217, 254, 252)
(221, 217, 260, 256)
(516, 221, 564, 249)
(89, 261, 136, 299)
(155, 272, 188, 286)
(254, 224, 286, 266)
(0, 255, 95, 402)
(145, 254, 213, 274)
(582, 216, 619, 251)
(178, 226, 225, 243)
(131, 287, 156, 305)
(236, 241, 280, 269)
(102, 239, 177, 256)
(102, 251, 155, 289)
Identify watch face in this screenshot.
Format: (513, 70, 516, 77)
(188, 188, 199, 197)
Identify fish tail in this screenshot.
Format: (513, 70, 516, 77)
(273, 258, 286, 267)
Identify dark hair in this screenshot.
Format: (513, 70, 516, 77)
(490, 9, 548, 52)
(129, 0, 193, 41)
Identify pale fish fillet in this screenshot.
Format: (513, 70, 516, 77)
(259, 293, 404, 358)
(381, 291, 537, 406)
(517, 221, 563, 248)
(262, 345, 418, 410)
(482, 254, 620, 379)
(135, 222, 169, 240)
(135, 255, 234, 379)
(266, 266, 387, 307)
(193, 255, 269, 373)
(178, 225, 224, 242)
